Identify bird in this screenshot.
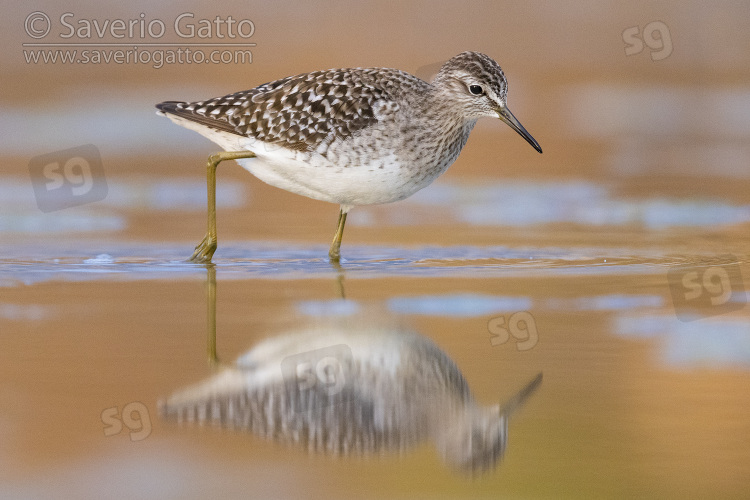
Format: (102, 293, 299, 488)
(160, 321, 542, 473)
(156, 51, 542, 263)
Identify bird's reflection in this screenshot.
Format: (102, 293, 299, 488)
(205, 264, 218, 366)
(162, 265, 541, 474)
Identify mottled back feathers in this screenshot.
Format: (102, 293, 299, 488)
(156, 67, 427, 153)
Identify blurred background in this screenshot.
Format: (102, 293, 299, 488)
(1, 1, 749, 499)
(4, 1, 750, 245)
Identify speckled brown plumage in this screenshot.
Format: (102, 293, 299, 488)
(156, 67, 426, 154)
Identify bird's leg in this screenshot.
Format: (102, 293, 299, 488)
(328, 206, 349, 263)
(189, 151, 256, 263)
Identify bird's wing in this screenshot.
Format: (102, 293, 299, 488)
(156, 68, 423, 153)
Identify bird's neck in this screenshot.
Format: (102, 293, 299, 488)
(418, 84, 476, 135)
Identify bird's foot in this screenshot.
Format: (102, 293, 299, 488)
(188, 233, 217, 263)
(328, 248, 341, 264)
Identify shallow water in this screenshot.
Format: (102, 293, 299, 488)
(2, 178, 749, 498)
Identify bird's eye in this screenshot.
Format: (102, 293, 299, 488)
(469, 85, 484, 95)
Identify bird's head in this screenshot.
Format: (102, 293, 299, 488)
(433, 51, 542, 153)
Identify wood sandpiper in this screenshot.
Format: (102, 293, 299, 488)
(156, 51, 542, 263)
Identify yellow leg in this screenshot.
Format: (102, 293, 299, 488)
(328, 207, 348, 263)
(189, 151, 256, 263)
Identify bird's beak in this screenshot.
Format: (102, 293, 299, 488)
(496, 104, 543, 154)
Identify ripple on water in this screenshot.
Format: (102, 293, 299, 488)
(0, 242, 746, 285)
